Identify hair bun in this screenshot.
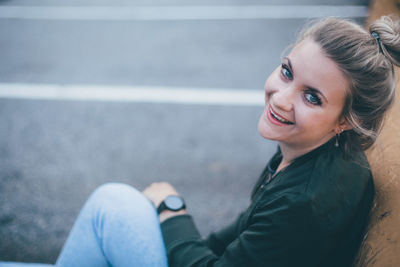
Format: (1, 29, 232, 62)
(369, 15, 400, 66)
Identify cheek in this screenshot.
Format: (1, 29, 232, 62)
(295, 108, 337, 130)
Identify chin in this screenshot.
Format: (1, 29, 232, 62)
(258, 119, 276, 141)
(259, 131, 280, 141)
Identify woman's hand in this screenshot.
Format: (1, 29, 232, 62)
(142, 182, 179, 208)
(142, 182, 187, 222)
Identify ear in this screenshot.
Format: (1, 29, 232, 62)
(335, 117, 353, 133)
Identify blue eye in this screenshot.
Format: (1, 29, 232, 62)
(305, 91, 322, 106)
(281, 64, 293, 80)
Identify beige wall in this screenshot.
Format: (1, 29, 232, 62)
(354, 0, 400, 266)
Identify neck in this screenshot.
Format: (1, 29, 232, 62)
(279, 143, 312, 165)
(278, 136, 334, 166)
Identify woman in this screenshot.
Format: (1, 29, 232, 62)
(2, 16, 400, 267)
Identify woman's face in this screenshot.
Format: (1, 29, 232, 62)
(258, 38, 349, 150)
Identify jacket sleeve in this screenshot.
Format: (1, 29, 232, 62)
(204, 212, 244, 256)
(160, 194, 314, 267)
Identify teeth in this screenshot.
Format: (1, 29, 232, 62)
(270, 108, 293, 124)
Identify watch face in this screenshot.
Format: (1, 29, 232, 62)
(165, 195, 184, 211)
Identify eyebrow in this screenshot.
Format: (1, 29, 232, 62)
(283, 57, 329, 104)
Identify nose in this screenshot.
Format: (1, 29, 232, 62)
(271, 85, 295, 112)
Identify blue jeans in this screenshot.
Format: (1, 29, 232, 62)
(0, 183, 168, 267)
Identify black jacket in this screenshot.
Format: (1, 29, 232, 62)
(161, 139, 374, 267)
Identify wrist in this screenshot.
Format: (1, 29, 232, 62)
(159, 209, 187, 223)
(157, 195, 186, 214)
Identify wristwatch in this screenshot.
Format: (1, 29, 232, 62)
(157, 195, 186, 214)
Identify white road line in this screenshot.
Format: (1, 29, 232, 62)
(0, 83, 265, 106)
(0, 5, 369, 21)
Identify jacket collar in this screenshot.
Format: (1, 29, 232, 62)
(268, 137, 338, 173)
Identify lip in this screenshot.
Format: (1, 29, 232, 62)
(267, 105, 294, 126)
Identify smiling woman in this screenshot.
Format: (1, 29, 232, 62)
(258, 38, 351, 165)
(1, 15, 399, 267)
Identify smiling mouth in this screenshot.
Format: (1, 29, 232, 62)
(269, 107, 294, 125)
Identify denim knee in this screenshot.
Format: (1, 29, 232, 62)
(91, 183, 139, 202)
(87, 183, 155, 218)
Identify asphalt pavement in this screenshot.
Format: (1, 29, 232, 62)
(0, 0, 369, 263)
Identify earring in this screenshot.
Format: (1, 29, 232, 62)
(335, 128, 344, 147)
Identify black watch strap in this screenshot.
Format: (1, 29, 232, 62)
(157, 195, 186, 214)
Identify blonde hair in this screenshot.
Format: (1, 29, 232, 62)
(296, 16, 400, 154)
